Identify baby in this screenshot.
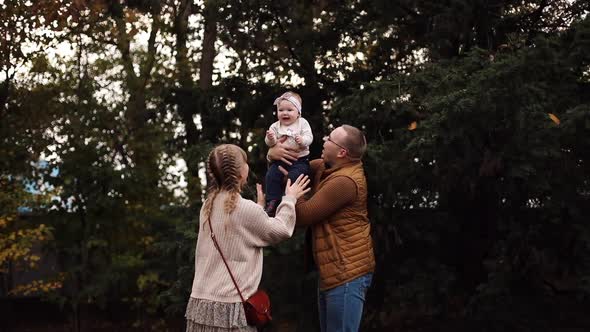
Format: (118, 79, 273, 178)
(264, 91, 313, 216)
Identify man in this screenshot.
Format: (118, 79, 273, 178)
(268, 125, 375, 332)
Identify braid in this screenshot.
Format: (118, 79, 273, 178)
(217, 146, 239, 213)
(201, 189, 219, 232)
(201, 149, 220, 231)
(201, 144, 247, 231)
(224, 192, 239, 215)
(216, 145, 241, 214)
(219, 146, 240, 192)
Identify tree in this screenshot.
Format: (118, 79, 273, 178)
(332, 14, 590, 331)
(3, 0, 590, 330)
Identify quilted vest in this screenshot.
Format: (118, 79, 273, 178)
(311, 160, 376, 290)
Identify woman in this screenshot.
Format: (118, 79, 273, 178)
(185, 144, 310, 332)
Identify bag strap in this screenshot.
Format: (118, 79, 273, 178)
(206, 215, 246, 303)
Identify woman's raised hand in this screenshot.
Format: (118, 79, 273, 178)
(284, 174, 311, 200)
(256, 183, 265, 207)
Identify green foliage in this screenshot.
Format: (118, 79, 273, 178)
(2, 0, 590, 331)
(332, 16, 590, 331)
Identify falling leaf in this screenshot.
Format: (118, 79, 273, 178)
(408, 121, 417, 130)
(548, 113, 560, 125)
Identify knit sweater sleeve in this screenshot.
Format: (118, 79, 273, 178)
(295, 176, 357, 226)
(265, 122, 279, 147)
(240, 196, 297, 247)
(298, 118, 313, 147)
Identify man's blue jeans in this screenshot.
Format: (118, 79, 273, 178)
(318, 273, 373, 332)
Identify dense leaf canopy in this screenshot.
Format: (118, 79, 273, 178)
(1, 1, 589, 331)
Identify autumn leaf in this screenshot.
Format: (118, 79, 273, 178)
(548, 113, 560, 125)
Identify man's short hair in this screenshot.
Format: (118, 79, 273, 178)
(341, 125, 367, 159)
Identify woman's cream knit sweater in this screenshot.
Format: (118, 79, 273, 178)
(190, 192, 296, 303)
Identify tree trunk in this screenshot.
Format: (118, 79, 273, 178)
(0, 78, 10, 112)
(112, 2, 162, 190)
(299, 0, 326, 157)
(174, 0, 203, 206)
(199, 0, 219, 142)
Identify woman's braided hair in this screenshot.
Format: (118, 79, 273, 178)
(201, 144, 247, 229)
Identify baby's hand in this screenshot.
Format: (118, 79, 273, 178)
(295, 134, 303, 145)
(266, 130, 275, 140)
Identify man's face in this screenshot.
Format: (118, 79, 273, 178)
(321, 126, 348, 166)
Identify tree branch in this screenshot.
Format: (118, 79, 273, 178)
(140, 11, 161, 88)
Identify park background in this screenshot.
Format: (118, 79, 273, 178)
(1, 0, 590, 331)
